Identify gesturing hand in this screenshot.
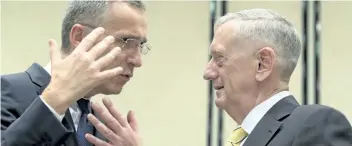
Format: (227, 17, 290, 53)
(86, 98, 141, 146)
(41, 27, 123, 114)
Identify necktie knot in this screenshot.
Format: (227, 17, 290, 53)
(227, 127, 248, 146)
(77, 99, 90, 114)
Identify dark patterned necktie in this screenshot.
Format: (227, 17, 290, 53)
(76, 99, 94, 146)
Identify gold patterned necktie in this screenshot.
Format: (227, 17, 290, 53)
(226, 127, 248, 146)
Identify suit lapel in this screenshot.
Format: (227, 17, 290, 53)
(61, 109, 79, 146)
(242, 115, 282, 146)
(25, 63, 51, 94)
(243, 96, 299, 146)
(64, 110, 75, 132)
(26, 63, 107, 143)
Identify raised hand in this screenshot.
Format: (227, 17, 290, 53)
(85, 98, 141, 146)
(41, 27, 123, 115)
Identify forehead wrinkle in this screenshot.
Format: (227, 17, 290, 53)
(214, 26, 238, 52)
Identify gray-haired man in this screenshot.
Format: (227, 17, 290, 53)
(87, 8, 352, 146)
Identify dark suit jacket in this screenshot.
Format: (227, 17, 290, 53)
(243, 96, 352, 146)
(1, 63, 105, 146)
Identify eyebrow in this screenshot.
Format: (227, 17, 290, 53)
(80, 24, 148, 43)
(114, 33, 148, 44)
(209, 47, 223, 56)
(210, 43, 227, 56)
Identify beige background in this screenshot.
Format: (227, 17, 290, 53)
(1, 1, 351, 146)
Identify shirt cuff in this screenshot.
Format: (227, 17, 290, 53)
(40, 96, 65, 121)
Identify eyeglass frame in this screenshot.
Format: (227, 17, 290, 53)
(79, 23, 151, 55)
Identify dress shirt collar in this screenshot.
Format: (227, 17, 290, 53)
(240, 91, 291, 134)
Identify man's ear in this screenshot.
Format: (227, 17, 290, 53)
(255, 47, 275, 82)
(69, 24, 84, 50)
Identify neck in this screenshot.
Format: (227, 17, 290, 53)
(255, 81, 289, 106)
(226, 80, 289, 124)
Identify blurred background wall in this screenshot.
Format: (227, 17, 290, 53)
(1, 1, 351, 146)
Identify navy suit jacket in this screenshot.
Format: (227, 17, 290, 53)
(1, 63, 105, 146)
(242, 96, 352, 146)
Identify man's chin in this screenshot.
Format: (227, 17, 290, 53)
(100, 84, 125, 95)
(106, 87, 123, 95)
(215, 98, 226, 109)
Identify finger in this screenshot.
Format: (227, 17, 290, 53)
(87, 114, 119, 142)
(91, 102, 122, 133)
(98, 66, 123, 80)
(102, 97, 128, 127)
(92, 47, 121, 71)
(48, 39, 61, 62)
(127, 110, 139, 132)
(85, 133, 111, 146)
(88, 35, 115, 59)
(73, 27, 105, 53)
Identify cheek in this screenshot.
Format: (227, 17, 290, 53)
(219, 67, 238, 95)
(220, 62, 256, 95)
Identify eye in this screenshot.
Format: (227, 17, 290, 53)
(121, 38, 129, 42)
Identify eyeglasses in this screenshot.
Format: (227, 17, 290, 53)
(80, 23, 151, 55)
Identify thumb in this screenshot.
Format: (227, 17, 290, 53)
(48, 39, 61, 62)
(127, 110, 139, 132)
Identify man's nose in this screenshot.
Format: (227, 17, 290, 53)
(127, 53, 142, 67)
(203, 64, 218, 80)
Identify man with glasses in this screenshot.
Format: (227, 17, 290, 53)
(1, 1, 148, 146)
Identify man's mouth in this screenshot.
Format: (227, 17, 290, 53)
(214, 86, 224, 90)
(215, 86, 224, 98)
(119, 74, 132, 81)
(120, 74, 131, 78)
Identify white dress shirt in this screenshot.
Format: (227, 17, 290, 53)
(239, 91, 291, 146)
(40, 62, 83, 131)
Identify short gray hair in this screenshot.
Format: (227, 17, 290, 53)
(215, 9, 302, 81)
(61, 0, 146, 53)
